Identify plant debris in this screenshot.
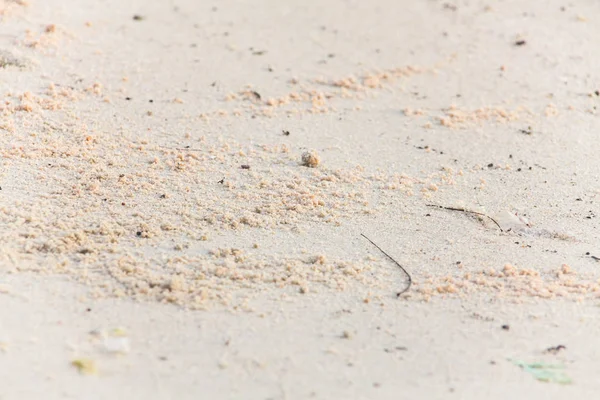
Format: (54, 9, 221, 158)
(384, 346, 408, 353)
(71, 358, 97, 375)
(520, 126, 533, 135)
(426, 204, 503, 232)
(0, 50, 31, 69)
(545, 345, 566, 354)
(510, 359, 572, 384)
(360, 233, 412, 296)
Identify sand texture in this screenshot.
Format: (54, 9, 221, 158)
(2, 0, 600, 398)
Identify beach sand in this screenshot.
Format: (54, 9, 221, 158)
(2, 0, 600, 398)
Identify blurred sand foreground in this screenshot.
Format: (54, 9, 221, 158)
(2, 0, 600, 398)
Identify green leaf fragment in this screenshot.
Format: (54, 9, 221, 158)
(510, 359, 572, 385)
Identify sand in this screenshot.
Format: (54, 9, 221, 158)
(2, 0, 600, 398)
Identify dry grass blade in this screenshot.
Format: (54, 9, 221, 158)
(426, 204, 503, 232)
(361, 233, 412, 297)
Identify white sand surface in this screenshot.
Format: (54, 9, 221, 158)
(2, 0, 600, 398)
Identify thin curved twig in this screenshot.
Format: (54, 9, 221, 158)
(426, 204, 503, 232)
(361, 233, 412, 297)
